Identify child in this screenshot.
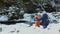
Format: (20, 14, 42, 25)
(35, 12, 42, 27)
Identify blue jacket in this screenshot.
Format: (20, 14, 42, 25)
(41, 13, 49, 27)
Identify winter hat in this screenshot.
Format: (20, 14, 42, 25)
(37, 12, 41, 15)
(42, 11, 46, 14)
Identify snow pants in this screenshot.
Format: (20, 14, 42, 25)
(35, 21, 40, 27)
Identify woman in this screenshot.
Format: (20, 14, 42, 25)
(41, 11, 49, 28)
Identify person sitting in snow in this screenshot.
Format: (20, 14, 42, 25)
(41, 10, 49, 29)
(34, 12, 42, 27)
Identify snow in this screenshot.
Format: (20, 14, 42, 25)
(50, 0, 55, 7)
(0, 22, 60, 34)
(0, 12, 60, 34)
(0, 15, 8, 21)
(47, 13, 59, 23)
(23, 13, 34, 22)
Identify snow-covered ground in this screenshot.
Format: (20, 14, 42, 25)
(0, 22, 60, 34)
(0, 12, 60, 34)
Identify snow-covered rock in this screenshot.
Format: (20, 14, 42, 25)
(47, 13, 59, 23)
(0, 15, 8, 21)
(23, 13, 35, 23)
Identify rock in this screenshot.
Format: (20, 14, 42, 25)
(0, 27, 2, 32)
(59, 30, 60, 32)
(10, 31, 15, 33)
(48, 28, 50, 30)
(17, 30, 19, 33)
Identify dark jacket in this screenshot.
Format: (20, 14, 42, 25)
(41, 13, 49, 27)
